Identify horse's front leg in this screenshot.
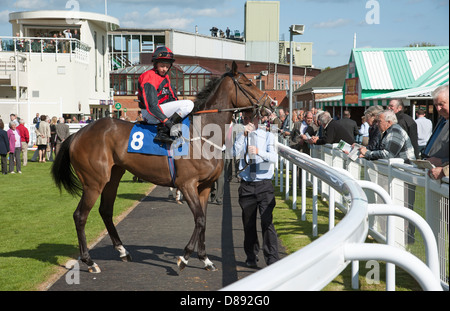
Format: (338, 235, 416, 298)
(196, 185, 217, 271)
(177, 184, 216, 271)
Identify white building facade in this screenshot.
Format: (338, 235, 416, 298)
(0, 10, 119, 124)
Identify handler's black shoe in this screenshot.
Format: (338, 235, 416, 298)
(245, 258, 258, 268)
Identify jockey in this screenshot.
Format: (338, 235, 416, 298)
(138, 46, 194, 144)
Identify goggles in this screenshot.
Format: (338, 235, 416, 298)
(156, 51, 174, 59)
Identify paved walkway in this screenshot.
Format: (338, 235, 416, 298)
(49, 180, 285, 291)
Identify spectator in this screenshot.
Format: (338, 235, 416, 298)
(338, 110, 359, 141)
(308, 111, 355, 145)
(10, 114, 19, 126)
(278, 108, 291, 137)
(428, 164, 449, 180)
(291, 111, 315, 189)
(359, 116, 370, 146)
(210, 27, 218, 37)
(49, 116, 58, 161)
(299, 109, 305, 122)
(168, 187, 183, 204)
(268, 111, 281, 129)
(311, 110, 323, 136)
(422, 85, 449, 167)
(290, 111, 314, 153)
(210, 161, 224, 205)
(298, 111, 316, 155)
(278, 108, 286, 127)
(7, 121, 22, 174)
(414, 109, 432, 155)
(16, 119, 30, 166)
(55, 117, 70, 156)
(359, 110, 416, 163)
(63, 29, 72, 52)
(388, 99, 419, 159)
(364, 105, 384, 150)
(0, 119, 9, 175)
(73, 29, 80, 40)
(35, 115, 50, 163)
(33, 113, 40, 124)
(283, 109, 298, 137)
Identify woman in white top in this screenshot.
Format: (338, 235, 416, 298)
(359, 116, 370, 146)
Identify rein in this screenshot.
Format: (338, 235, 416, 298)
(193, 106, 253, 115)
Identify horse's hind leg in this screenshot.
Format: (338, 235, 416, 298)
(99, 166, 132, 262)
(74, 189, 102, 273)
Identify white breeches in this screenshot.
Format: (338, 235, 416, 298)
(141, 99, 194, 124)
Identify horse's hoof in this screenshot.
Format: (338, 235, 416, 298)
(177, 256, 188, 271)
(202, 258, 217, 271)
(88, 263, 101, 273)
(205, 263, 218, 271)
(121, 254, 132, 262)
(116, 245, 131, 262)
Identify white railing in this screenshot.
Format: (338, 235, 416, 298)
(26, 123, 88, 147)
(222, 142, 443, 291)
(0, 36, 90, 64)
(311, 143, 449, 290)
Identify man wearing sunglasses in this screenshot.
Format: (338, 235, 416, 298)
(138, 46, 194, 144)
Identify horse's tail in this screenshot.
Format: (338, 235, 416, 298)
(51, 134, 82, 197)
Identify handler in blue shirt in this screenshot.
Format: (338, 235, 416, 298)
(233, 110, 279, 268)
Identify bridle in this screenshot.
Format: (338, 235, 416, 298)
(194, 72, 274, 118)
(230, 72, 273, 118)
(191, 72, 275, 174)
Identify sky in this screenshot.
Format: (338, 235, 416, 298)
(0, 0, 448, 69)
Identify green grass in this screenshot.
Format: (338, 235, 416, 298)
(272, 178, 421, 291)
(0, 153, 152, 291)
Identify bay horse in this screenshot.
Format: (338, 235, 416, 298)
(51, 61, 273, 273)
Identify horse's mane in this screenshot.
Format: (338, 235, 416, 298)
(192, 74, 227, 113)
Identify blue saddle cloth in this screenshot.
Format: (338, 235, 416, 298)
(127, 117, 190, 156)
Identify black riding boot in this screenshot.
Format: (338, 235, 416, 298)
(154, 113, 183, 144)
(154, 124, 173, 144)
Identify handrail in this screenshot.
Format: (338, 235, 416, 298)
(312, 143, 448, 290)
(0, 36, 90, 54)
(222, 143, 369, 290)
(221, 142, 443, 291)
(1, 36, 91, 64)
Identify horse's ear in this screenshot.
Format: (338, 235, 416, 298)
(231, 61, 238, 76)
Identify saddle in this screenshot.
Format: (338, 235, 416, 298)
(127, 117, 190, 157)
(127, 118, 190, 186)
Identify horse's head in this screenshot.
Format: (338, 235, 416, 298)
(225, 61, 275, 117)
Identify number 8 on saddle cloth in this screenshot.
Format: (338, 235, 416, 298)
(127, 117, 190, 157)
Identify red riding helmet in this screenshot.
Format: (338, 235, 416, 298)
(152, 46, 175, 64)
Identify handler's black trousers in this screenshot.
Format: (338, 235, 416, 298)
(238, 179, 279, 265)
